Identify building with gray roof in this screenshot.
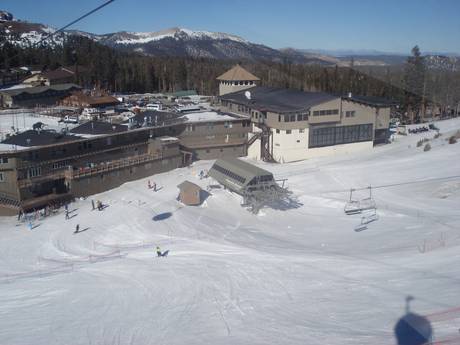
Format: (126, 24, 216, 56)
(217, 66, 393, 163)
(0, 83, 81, 108)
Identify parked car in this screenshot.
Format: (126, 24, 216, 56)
(62, 115, 79, 124)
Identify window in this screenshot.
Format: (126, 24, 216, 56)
(286, 130, 292, 134)
(0, 157, 8, 164)
(278, 115, 281, 122)
(28, 166, 42, 178)
(0, 172, 4, 182)
(313, 109, 339, 116)
(224, 121, 233, 128)
(52, 161, 69, 170)
(299, 129, 305, 133)
(276, 129, 280, 134)
(345, 110, 356, 117)
(309, 124, 373, 148)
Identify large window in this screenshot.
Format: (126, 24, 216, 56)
(309, 124, 373, 148)
(312, 109, 339, 116)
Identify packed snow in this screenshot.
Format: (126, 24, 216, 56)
(0, 110, 79, 142)
(1, 119, 460, 344)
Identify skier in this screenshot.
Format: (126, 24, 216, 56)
(156, 246, 162, 257)
(64, 203, 68, 212)
(28, 221, 33, 231)
(199, 170, 204, 179)
(17, 209, 23, 221)
(74, 224, 80, 234)
(152, 181, 157, 192)
(91, 199, 95, 210)
(148, 180, 152, 189)
(65, 209, 70, 220)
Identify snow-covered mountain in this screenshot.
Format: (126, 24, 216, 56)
(0, 14, 329, 64)
(67, 27, 327, 63)
(0, 19, 65, 47)
(1, 12, 459, 69)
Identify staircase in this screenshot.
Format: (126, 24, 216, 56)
(252, 123, 276, 163)
(0, 192, 21, 211)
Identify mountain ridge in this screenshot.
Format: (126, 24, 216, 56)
(1, 13, 459, 70)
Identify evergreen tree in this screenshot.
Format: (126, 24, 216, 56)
(404, 45, 426, 122)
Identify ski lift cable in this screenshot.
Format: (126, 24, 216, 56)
(35, 0, 116, 47)
(2, 0, 116, 68)
(321, 175, 460, 194)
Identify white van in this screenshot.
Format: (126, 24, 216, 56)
(146, 103, 162, 111)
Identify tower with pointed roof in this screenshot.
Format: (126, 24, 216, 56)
(216, 64, 260, 96)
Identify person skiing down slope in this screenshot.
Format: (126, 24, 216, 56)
(156, 246, 162, 257)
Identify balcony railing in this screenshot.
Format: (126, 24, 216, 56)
(67, 152, 164, 179)
(17, 171, 67, 188)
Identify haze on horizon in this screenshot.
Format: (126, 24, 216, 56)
(2, 0, 460, 55)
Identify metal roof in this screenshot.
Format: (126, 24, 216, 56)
(216, 65, 260, 81)
(220, 86, 338, 113)
(70, 121, 128, 135)
(0, 83, 81, 97)
(209, 158, 273, 192)
(1, 129, 80, 147)
(342, 94, 397, 108)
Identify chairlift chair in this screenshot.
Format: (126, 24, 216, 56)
(354, 208, 379, 232)
(344, 187, 376, 215)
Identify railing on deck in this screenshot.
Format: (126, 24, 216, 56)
(68, 152, 163, 179)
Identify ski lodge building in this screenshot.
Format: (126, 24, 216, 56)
(0, 110, 250, 215)
(217, 65, 392, 163)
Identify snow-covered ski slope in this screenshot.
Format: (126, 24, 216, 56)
(1, 119, 460, 345)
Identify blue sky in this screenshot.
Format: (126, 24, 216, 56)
(3, 0, 460, 54)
